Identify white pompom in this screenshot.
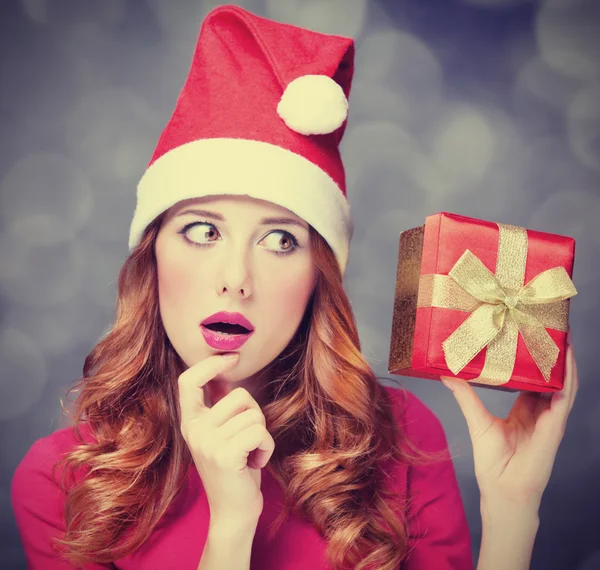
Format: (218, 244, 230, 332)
(277, 75, 349, 135)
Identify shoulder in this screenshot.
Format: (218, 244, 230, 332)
(12, 421, 97, 496)
(380, 383, 450, 453)
(381, 386, 474, 568)
(11, 423, 112, 567)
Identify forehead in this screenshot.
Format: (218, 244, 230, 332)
(166, 195, 307, 224)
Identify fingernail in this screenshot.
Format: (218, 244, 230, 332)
(223, 353, 239, 362)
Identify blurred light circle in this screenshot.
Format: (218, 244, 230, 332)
(0, 328, 47, 420)
(350, 207, 424, 287)
(0, 24, 74, 117)
(65, 89, 155, 184)
(64, 49, 105, 97)
(147, 0, 208, 50)
(53, 4, 127, 84)
(0, 231, 86, 307)
(20, 0, 48, 24)
(63, 21, 117, 80)
(342, 120, 442, 196)
(7, 214, 69, 248)
(430, 105, 495, 194)
(513, 56, 582, 114)
(349, 82, 411, 124)
(59, 0, 126, 29)
(529, 189, 600, 245)
(3, 293, 109, 355)
(522, 137, 586, 196)
(265, 0, 367, 38)
(64, 89, 155, 243)
(460, 0, 525, 6)
(355, 30, 443, 128)
(426, 107, 529, 217)
(80, 241, 127, 309)
(0, 153, 93, 245)
(567, 83, 600, 171)
(147, 0, 256, 64)
(578, 550, 600, 570)
(536, 0, 600, 82)
(528, 189, 600, 311)
(88, 0, 127, 27)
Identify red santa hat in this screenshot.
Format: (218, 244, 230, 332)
(128, 4, 355, 276)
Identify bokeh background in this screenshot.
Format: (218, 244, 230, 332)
(1, 0, 599, 568)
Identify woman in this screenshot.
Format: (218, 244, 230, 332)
(11, 5, 578, 570)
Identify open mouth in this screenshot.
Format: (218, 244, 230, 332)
(203, 322, 252, 336)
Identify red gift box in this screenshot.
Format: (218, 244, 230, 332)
(388, 212, 577, 393)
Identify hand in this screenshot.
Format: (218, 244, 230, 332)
(440, 330, 579, 509)
(178, 353, 275, 526)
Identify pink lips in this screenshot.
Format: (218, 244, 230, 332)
(201, 311, 254, 331)
(200, 325, 253, 350)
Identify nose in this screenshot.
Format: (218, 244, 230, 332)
(216, 247, 252, 298)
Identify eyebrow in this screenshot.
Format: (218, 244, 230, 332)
(176, 208, 308, 230)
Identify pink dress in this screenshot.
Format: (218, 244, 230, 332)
(12, 385, 474, 569)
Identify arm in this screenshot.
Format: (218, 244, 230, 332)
(440, 337, 579, 570)
(197, 519, 257, 570)
(476, 498, 540, 570)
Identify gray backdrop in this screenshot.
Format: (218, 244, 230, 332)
(1, 1, 599, 569)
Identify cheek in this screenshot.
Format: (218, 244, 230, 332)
(157, 257, 200, 309)
(268, 266, 315, 317)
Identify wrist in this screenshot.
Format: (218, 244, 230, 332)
(208, 515, 259, 539)
(480, 495, 540, 528)
(200, 517, 257, 570)
(477, 498, 540, 570)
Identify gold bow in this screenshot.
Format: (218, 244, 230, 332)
(416, 223, 577, 385)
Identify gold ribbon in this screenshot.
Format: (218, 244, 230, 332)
(416, 223, 577, 385)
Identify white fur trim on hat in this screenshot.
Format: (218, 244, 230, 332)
(277, 75, 349, 136)
(128, 138, 353, 276)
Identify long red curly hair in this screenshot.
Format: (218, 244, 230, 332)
(51, 212, 449, 570)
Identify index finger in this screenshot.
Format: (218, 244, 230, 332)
(178, 354, 239, 428)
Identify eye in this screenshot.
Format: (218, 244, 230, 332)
(178, 221, 300, 256)
(262, 231, 299, 255)
(183, 222, 219, 244)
